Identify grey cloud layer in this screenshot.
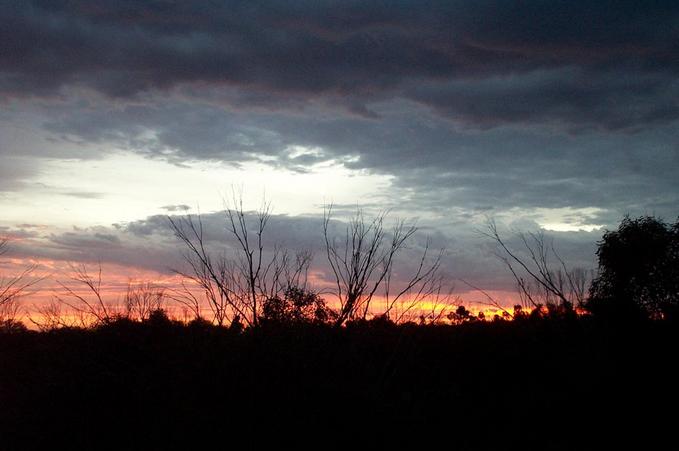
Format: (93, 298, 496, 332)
(1, 0, 677, 284)
(35, 97, 679, 217)
(5, 211, 600, 295)
(2, 1, 678, 129)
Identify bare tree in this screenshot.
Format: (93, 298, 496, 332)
(483, 219, 592, 311)
(382, 240, 449, 323)
(54, 263, 116, 326)
(0, 238, 41, 324)
(124, 281, 165, 321)
(414, 284, 455, 325)
(223, 193, 272, 327)
(30, 299, 85, 330)
(0, 296, 22, 325)
(178, 251, 262, 326)
(169, 213, 250, 326)
(166, 278, 204, 323)
(458, 278, 515, 319)
(169, 194, 313, 327)
(323, 205, 446, 326)
(44, 264, 172, 327)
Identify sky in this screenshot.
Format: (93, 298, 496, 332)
(1, 1, 678, 311)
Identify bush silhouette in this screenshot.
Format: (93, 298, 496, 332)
(0, 318, 28, 334)
(261, 286, 333, 325)
(144, 308, 173, 326)
(588, 215, 679, 321)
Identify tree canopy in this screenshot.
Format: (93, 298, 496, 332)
(588, 215, 679, 321)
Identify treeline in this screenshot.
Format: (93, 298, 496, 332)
(2, 212, 679, 331)
(0, 211, 679, 330)
(1, 308, 677, 449)
(1, 214, 678, 449)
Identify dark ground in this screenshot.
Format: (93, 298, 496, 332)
(1, 316, 677, 450)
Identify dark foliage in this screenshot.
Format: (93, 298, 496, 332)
(2, 215, 678, 448)
(261, 287, 334, 326)
(1, 316, 677, 449)
(588, 215, 679, 321)
(0, 318, 28, 333)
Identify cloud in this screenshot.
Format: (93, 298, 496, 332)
(32, 95, 679, 221)
(60, 191, 105, 199)
(406, 68, 679, 131)
(2, 1, 677, 214)
(2, 210, 601, 298)
(1, 0, 677, 298)
(0, 157, 34, 192)
(1, 1, 678, 130)
(161, 204, 191, 212)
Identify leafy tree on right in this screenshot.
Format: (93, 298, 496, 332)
(587, 215, 679, 321)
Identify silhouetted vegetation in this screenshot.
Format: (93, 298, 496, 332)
(261, 286, 335, 325)
(322, 205, 446, 325)
(167, 197, 449, 329)
(0, 237, 41, 328)
(1, 312, 677, 449)
(484, 219, 591, 313)
(1, 215, 678, 449)
(588, 215, 679, 321)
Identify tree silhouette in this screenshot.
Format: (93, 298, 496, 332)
(323, 205, 444, 326)
(53, 263, 114, 326)
(447, 305, 478, 324)
(588, 215, 679, 320)
(124, 281, 166, 321)
(169, 192, 313, 327)
(483, 220, 590, 312)
(46, 263, 169, 328)
(0, 238, 40, 326)
(261, 286, 334, 325)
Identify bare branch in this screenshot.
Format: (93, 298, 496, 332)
(53, 263, 115, 326)
(483, 219, 590, 312)
(0, 238, 43, 322)
(323, 206, 447, 326)
(169, 192, 313, 328)
(458, 278, 514, 318)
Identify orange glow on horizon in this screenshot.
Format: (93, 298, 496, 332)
(2, 257, 532, 328)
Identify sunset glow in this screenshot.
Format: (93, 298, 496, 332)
(2, 3, 678, 449)
(1, 0, 677, 327)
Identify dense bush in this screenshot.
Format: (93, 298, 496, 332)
(1, 316, 676, 449)
(588, 215, 679, 321)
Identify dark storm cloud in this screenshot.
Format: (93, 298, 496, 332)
(407, 69, 679, 131)
(3, 0, 678, 210)
(2, 0, 678, 294)
(2, 1, 678, 129)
